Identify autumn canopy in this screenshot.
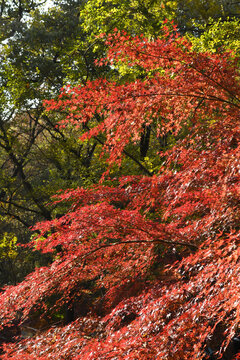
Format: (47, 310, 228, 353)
(0, 24, 240, 359)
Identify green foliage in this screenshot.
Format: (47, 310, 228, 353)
(0, 0, 107, 267)
(80, 0, 240, 42)
(189, 18, 240, 54)
(174, 0, 240, 33)
(81, 0, 176, 41)
(0, 232, 18, 260)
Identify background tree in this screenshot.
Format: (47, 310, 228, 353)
(0, 0, 110, 286)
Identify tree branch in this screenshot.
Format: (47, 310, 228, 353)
(82, 237, 198, 260)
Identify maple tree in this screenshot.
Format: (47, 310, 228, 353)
(0, 24, 239, 359)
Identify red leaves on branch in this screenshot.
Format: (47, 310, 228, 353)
(44, 28, 240, 167)
(1, 27, 240, 358)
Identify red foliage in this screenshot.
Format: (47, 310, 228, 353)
(0, 27, 240, 359)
